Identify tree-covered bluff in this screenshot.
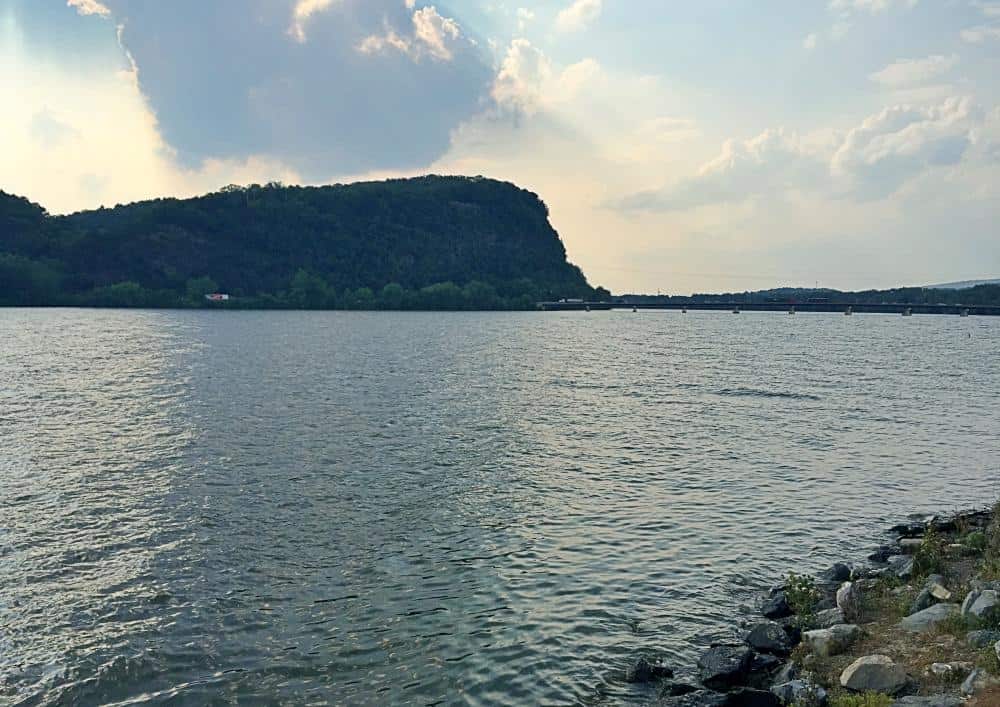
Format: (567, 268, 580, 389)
(0, 176, 605, 309)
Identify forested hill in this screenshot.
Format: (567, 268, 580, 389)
(0, 176, 604, 309)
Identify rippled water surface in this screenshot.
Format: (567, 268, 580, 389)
(2, 309, 999, 706)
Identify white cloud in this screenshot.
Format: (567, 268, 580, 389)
(555, 0, 603, 33)
(516, 8, 535, 32)
(961, 25, 1000, 42)
(289, 0, 337, 43)
(618, 129, 825, 211)
(358, 26, 411, 56)
(358, 6, 463, 62)
(973, 1, 1000, 17)
(491, 39, 553, 115)
(961, 1, 1000, 44)
(489, 40, 614, 119)
(831, 97, 976, 197)
(67, 0, 110, 17)
(828, 0, 918, 13)
(554, 59, 602, 101)
(412, 7, 462, 60)
(618, 97, 980, 211)
(869, 54, 959, 87)
(803, 33, 818, 50)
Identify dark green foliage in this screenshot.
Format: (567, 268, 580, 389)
(625, 284, 1000, 307)
(0, 177, 601, 309)
(0, 253, 62, 306)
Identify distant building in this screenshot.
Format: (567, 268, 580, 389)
(205, 293, 230, 302)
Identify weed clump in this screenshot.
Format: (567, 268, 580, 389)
(912, 527, 946, 578)
(787, 572, 822, 627)
(965, 531, 988, 553)
(825, 692, 893, 707)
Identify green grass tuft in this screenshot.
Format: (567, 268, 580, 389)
(912, 527, 947, 578)
(965, 531, 988, 553)
(826, 692, 894, 707)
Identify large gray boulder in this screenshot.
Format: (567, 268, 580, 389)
(819, 563, 852, 584)
(967, 590, 1000, 622)
(697, 645, 754, 690)
(836, 582, 862, 620)
(761, 592, 792, 620)
(899, 603, 959, 633)
(801, 624, 860, 657)
(961, 667, 1000, 696)
(771, 661, 798, 686)
(961, 588, 981, 616)
(888, 555, 914, 579)
(771, 679, 828, 705)
(840, 655, 908, 695)
(926, 578, 951, 602)
(909, 587, 935, 615)
(748, 652, 783, 684)
(814, 608, 845, 628)
(909, 575, 951, 614)
(746, 622, 794, 656)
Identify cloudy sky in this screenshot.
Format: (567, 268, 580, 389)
(3, 0, 999, 293)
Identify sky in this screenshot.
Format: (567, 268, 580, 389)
(2, 0, 1000, 293)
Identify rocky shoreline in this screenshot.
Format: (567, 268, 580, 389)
(626, 506, 1000, 706)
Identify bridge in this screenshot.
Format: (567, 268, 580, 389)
(538, 301, 1000, 316)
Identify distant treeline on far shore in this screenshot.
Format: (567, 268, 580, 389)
(616, 284, 1000, 307)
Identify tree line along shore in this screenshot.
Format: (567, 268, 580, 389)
(0, 177, 605, 309)
(4, 176, 996, 312)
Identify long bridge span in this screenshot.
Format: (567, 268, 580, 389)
(538, 301, 1000, 316)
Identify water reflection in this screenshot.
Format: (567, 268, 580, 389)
(0, 309, 198, 706)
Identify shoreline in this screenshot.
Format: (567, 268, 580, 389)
(627, 505, 1000, 706)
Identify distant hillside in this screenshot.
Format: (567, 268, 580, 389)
(0, 177, 604, 309)
(620, 284, 1000, 307)
(926, 279, 1000, 290)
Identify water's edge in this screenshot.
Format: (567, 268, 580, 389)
(634, 504, 996, 705)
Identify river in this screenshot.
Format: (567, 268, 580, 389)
(1, 309, 998, 705)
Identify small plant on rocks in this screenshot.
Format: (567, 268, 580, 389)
(786, 572, 822, 625)
(982, 501, 1000, 579)
(826, 692, 893, 707)
(966, 531, 988, 553)
(912, 526, 947, 578)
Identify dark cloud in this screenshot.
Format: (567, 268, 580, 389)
(100, 0, 493, 178)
